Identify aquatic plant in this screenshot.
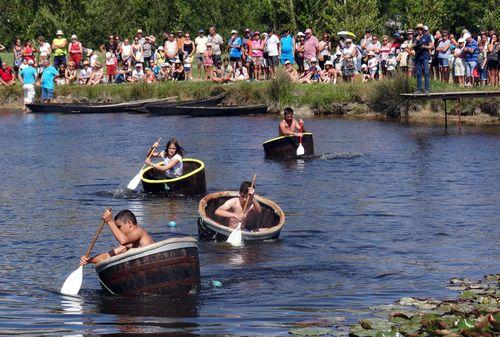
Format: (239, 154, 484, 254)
(367, 72, 412, 118)
(267, 69, 294, 106)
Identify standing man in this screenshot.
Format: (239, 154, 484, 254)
(52, 30, 68, 69)
(266, 28, 281, 77)
(195, 29, 208, 79)
(136, 29, 145, 45)
(280, 29, 295, 65)
(227, 30, 243, 69)
(176, 30, 185, 62)
(303, 28, 319, 69)
(463, 32, 478, 87)
(413, 24, 432, 94)
(208, 26, 224, 65)
(18, 60, 37, 111)
(360, 29, 372, 59)
(40, 60, 59, 103)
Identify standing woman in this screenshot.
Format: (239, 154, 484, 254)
(37, 36, 51, 64)
(318, 32, 331, 70)
(22, 41, 36, 64)
(68, 35, 83, 68)
(132, 36, 144, 66)
(436, 31, 451, 83)
(250, 32, 264, 80)
(120, 39, 133, 68)
(182, 33, 195, 66)
(341, 39, 358, 82)
(146, 139, 185, 179)
(379, 35, 391, 78)
(13, 39, 23, 77)
(295, 32, 306, 74)
(487, 34, 498, 86)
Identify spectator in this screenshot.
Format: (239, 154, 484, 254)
(37, 36, 51, 63)
(341, 39, 358, 82)
(295, 32, 306, 73)
(436, 30, 451, 83)
(132, 36, 144, 65)
(0, 62, 15, 86)
(397, 43, 414, 77)
(487, 34, 498, 86)
(266, 28, 280, 77)
(203, 44, 213, 80)
(476, 42, 487, 85)
(208, 26, 224, 66)
(22, 41, 36, 64)
(379, 35, 391, 78)
(360, 29, 372, 58)
(65, 61, 78, 84)
(453, 38, 466, 86)
(128, 63, 145, 82)
(321, 60, 336, 83)
(158, 63, 171, 81)
(233, 60, 249, 81)
(13, 39, 23, 76)
(184, 57, 192, 80)
(250, 32, 264, 80)
(105, 52, 117, 83)
(303, 28, 319, 68)
(68, 35, 83, 67)
(52, 30, 68, 69)
(40, 59, 60, 102)
(87, 49, 97, 67)
(318, 32, 331, 69)
(171, 59, 184, 81)
(18, 59, 37, 110)
(136, 29, 145, 45)
(88, 61, 104, 85)
(155, 46, 166, 65)
(121, 39, 133, 68)
(280, 29, 295, 65)
(195, 29, 208, 79)
(143, 36, 156, 66)
(145, 68, 156, 83)
(78, 60, 91, 84)
(414, 24, 432, 94)
(463, 32, 478, 87)
(242, 28, 252, 62)
(182, 33, 195, 72)
(176, 30, 185, 62)
(56, 63, 67, 86)
(228, 30, 243, 68)
(164, 33, 178, 63)
(100, 35, 116, 55)
(367, 51, 378, 79)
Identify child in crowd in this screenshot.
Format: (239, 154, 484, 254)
(129, 63, 145, 82)
(78, 60, 91, 84)
(203, 45, 213, 80)
(367, 51, 378, 79)
(172, 60, 185, 81)
(360, 64, 370, 82)
(105, 52, 117, 83)
(145, 68, 156, 83)
(184, 58, 192, 80)
(386, 54, 398, 77)
(65, 61, 77, 84)
(88, 62, 104, 85)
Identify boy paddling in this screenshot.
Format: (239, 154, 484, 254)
(215, 181, 261, 229)
(279, 107, 304, 136)
(80, 209, 154, 266)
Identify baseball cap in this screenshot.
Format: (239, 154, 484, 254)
(71, 34, 77, 39)
(56, 29, 63, 35)
(158, 46, 164, 50)
(137, 29, 143, 33)
(463, 33, 471, 40)
(458, 38, 465, 43)
(297, 32, 305, 37)
(423, 25, 429, 31)
(324, 60, 333, 66)
(284, 60, 291, 65)
(231, 30, 237, 34)
(198, 29, 205, 33)
(407, 29, 414, 34)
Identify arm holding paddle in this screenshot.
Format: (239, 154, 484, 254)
(126, 137, 161, 190)
(145, 156, 180, 172)
(279, 118, 304, 136)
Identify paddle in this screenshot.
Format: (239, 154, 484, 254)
(127, 137, 161, 190)
(227, 174, 257, 247)
(296, 120, 305, 156)
(60, 216, 107, 296)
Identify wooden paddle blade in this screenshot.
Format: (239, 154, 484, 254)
(227, 224, 243, 246)
(127, 171, 143, 190)
(296, 143, 305, 156)
(60, 265, 83, 296)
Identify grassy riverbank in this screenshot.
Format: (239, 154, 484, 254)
(0, 71, 498, 124)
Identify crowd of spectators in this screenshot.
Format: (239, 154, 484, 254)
(1, 25, 499, 99)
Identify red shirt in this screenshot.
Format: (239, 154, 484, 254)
(0, 66, 14, 82)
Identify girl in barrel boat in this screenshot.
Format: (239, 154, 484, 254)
(145, 138, 184, 178)
(279, 107, 304, 136)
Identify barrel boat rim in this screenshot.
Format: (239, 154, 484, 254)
(94, 236, 198, 273)
(198, 191, 286, 239)
(140, 158, 205, 184)
(262, 132, 313, 145)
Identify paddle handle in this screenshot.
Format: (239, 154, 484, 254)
(84, 219, 106, 258)
(146, 137, 161, 158)
(299, 121, 304, 143)
(242, 174, 257, 214)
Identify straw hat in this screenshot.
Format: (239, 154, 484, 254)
(94, 61, 102, 68)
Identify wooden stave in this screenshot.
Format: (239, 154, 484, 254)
(263, 134, 314, 159)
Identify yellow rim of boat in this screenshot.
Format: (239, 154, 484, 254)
(262, 132, 313, 145)
(140, 158, 205, 183)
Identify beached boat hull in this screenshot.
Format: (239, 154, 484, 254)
(94, 237, 200, 296)
(141, 158, 206, 196)
(26, 97, 176, 114)
(188, 104, 268, 117)
(197, 191, 285, 242)
(263, 133, 314, 159)
(145, 94, 225, 115)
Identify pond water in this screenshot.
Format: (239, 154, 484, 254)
(0, 110, 498, 336)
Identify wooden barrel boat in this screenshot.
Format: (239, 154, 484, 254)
(26, 97, 176, 114)
(197, 191, 285, 242)
(141, 158, 206, 196)
(94, 237, 200, 296)
(188, 104, 268, 117)
(263, 133, 314, 159)
(145, 94, 225, 115)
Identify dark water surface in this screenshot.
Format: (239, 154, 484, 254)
(0, 110, 498, 336)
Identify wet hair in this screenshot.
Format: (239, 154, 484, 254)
(284, 107, 294, 115)
(165, 138, 185, 157)
(239, 181, 253, 195)
(114, 210, 137, 225)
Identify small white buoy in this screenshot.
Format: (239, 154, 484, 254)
(211, 279, 222, 288)
(168, 221, 177, 227)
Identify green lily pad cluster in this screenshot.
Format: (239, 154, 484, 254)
(288, 275, 499, 337)
(348, 274, 499, 337)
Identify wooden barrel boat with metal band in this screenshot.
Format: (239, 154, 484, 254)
(197, 191, 285, 242)
(141, 158, 206, 195)
(262, 133, 314, 159)
(94, 237, 201, 296)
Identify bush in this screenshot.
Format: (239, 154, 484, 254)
(367, 73, 411, 118)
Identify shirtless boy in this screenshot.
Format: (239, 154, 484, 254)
(80, 209, 154, 265)
(279, 107, 304, 136)
(215, 181, 262, 229)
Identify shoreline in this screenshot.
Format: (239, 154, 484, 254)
(0, 78, 498, 125)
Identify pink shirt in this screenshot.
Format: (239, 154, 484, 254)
(304, 35, 319, 59)
(251, 40, 263, 57)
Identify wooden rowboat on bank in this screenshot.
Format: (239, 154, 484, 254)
(197, 191, 285, 242)
(263, 133, 315, 159)
(94, 237, 200, 296)
(141, 158, 206, 196)
(188, 104, 268, 117)
(145, 94, 225, 115)
(26, 97, 176, 114)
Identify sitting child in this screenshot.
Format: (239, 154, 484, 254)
(215, 181, 262, 230)
(146, 138, 184, 178)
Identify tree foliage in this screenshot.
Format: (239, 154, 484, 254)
(0, 0, 497, 48)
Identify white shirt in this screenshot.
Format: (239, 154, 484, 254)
(39, 42, 51, 54)
(164, 40, 177, 57)
(266, 34, 280, 56)
(163, 154, 183, 178)
(195, 36, 208, 54)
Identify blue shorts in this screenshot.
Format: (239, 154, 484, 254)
(41, 87, 54, 100)
(280, 52, 294, 64)
(438, 58, 449, 67)
(465, 61, 477, 77)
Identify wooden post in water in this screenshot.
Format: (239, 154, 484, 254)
(444, 99, 448, 129)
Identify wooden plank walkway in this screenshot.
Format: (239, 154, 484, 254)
(400, 90, 500, 129)
(400, 91, 500, 100)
